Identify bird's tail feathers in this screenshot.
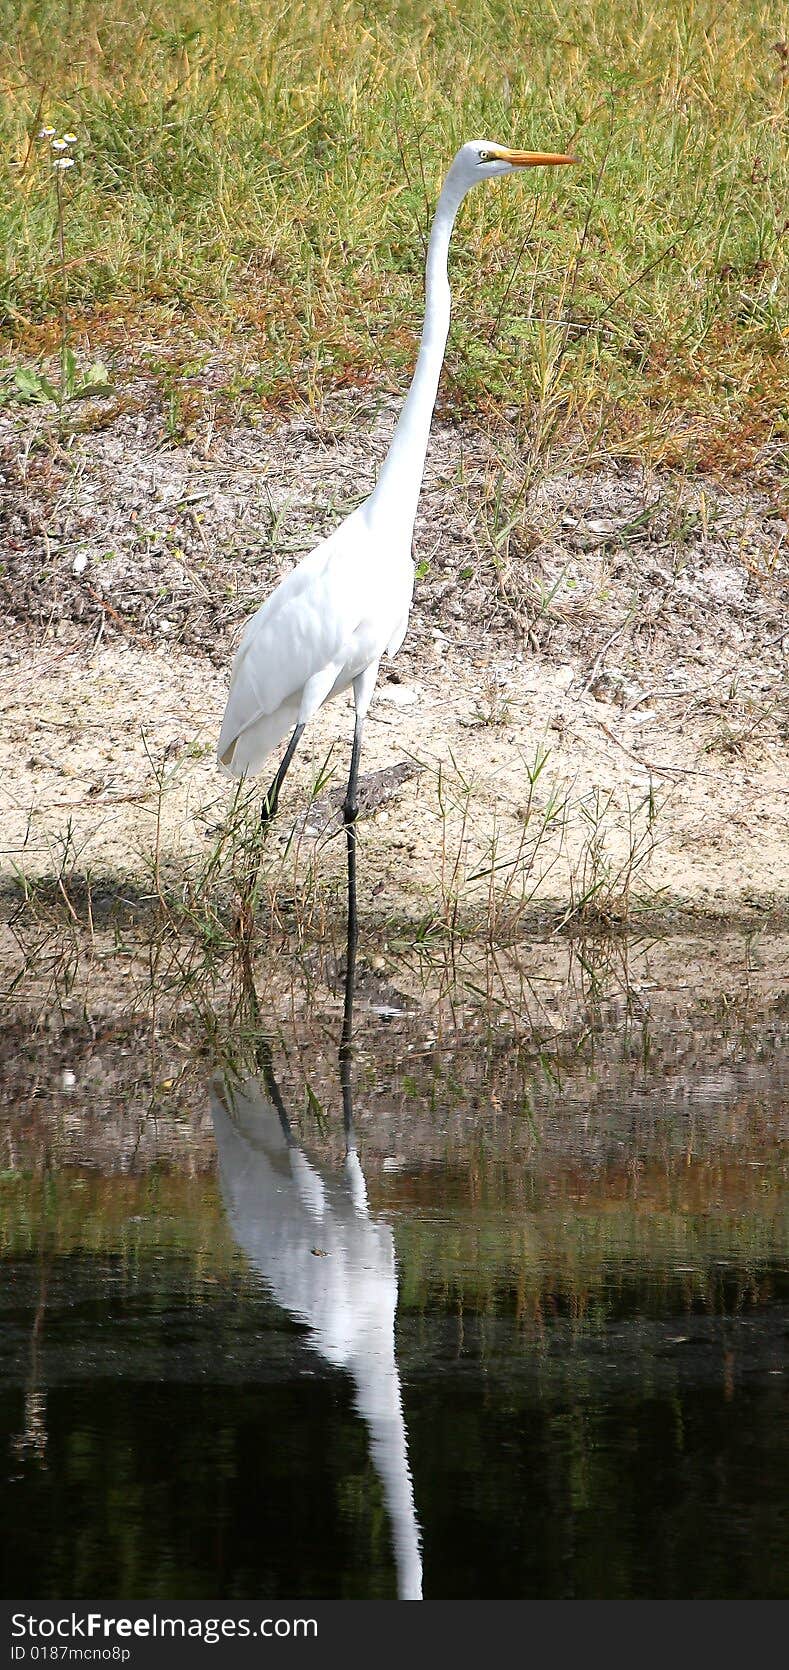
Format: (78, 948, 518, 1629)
(217, 698, 300, 777)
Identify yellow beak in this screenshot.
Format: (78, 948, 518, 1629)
(497, 147, 576, 167)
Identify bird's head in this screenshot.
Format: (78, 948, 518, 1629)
(449, 138, 576, 194)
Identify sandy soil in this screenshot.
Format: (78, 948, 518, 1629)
(1, 391, 787, 925)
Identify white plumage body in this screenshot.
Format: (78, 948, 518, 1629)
(218, 504, 414, 776)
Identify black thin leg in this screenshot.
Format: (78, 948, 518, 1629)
(342, 714, 362, 961)
(342, 715, 363, 826)
(261, 723, 304, 823)
(340, 822, 358, 1146)
(340, 716, 362, 1143)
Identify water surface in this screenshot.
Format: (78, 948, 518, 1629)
(1, 945, 786, 1599)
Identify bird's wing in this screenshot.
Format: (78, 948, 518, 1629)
(218, 516, 373, 769)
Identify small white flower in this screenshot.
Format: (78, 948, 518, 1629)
(39, 126, 56, 138)
(51, 138, 67, 151)
(62, 133, 78, 145)
(52, 157, 75, 171)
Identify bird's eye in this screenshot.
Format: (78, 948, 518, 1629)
(478, 149, 494, 163)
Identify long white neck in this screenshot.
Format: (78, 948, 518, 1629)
(369, 175, 465, 533)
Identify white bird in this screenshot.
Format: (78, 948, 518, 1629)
(218, 139, 575, 823)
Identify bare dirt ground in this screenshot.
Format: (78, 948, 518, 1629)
(1, 386, 787, 927)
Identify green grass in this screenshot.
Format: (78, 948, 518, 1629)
(1, 0, 787, 467)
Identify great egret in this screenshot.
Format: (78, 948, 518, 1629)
(217, 139, 574, 824)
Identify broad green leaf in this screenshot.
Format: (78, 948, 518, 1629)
(71, 361, 113, 399)
(13, 367, 48, 402)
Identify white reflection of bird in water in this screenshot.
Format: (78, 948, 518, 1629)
(210, 1053, 422, 1600)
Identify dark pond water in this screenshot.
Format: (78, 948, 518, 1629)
(1, 966, 787, 1600)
